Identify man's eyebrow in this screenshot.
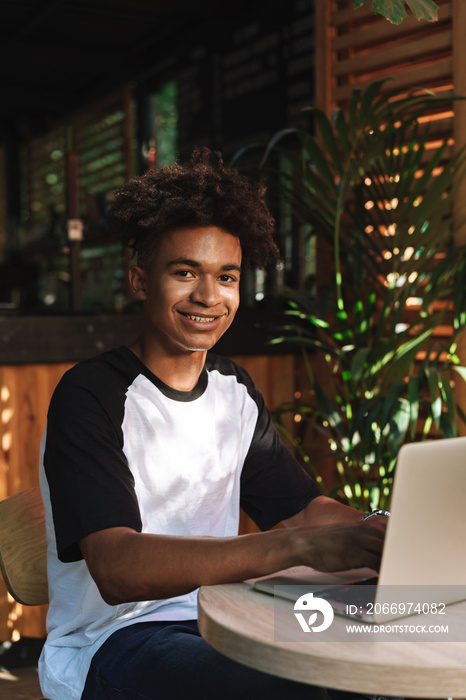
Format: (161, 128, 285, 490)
(167, 258, 242, 272)
(167, 257, 201, 267)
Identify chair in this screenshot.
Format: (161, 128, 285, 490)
(0, 488, 49, 698)
(0, 487, 48, 606)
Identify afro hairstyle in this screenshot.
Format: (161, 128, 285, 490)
(107, 148, 280, 270)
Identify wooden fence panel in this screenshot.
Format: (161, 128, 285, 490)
(0, 363, 73, 641)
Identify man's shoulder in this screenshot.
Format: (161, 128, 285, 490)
(52, 346, 139, 406)
(205, 352, 263, 407)
(206, 352, 254, 385)
(62, 346, 135, 379)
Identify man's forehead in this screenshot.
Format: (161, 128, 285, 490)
(158, 226, 242, 261)
(164, 224, 239, 242)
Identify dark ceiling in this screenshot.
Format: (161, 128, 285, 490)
(0, 0, 268, 140)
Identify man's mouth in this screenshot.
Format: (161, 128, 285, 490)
(182, 313, 220, 323)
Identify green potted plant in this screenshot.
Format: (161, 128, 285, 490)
(247, 80, 466, 511)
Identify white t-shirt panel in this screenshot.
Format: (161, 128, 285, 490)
(122, 370, 256, 539)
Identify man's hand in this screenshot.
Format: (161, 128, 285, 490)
(292, 517, 387, 573)
(283, 494, 388, 572)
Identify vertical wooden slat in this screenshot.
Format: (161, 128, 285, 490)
(314, 0, 334, 117)
(0, 362, 74, 640)
(231, 354, 296, 412)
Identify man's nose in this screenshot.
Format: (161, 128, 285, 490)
(190, 276, 220, 306)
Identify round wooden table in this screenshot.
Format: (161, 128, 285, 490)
(198, 581, 466, 698)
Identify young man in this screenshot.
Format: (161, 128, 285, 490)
(39, 149, 387, 700)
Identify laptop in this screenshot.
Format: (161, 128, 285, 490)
(253, 436, 466, 622)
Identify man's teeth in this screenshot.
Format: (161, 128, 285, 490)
(185, 314, 216, 323)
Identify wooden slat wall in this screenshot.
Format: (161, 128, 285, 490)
(318, 0, 454, 157)
(315, 0, 454, 158)
(0, 353, 297, 640)
(0, 362, 73, 641)
(315, 1, 456, 195)
(314, 0, 466, 421)
(22, 88, 133, 262)
(328, 0, 452, 99)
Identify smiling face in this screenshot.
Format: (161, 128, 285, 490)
(129, 226, 242, 359)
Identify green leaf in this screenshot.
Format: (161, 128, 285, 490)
(314, 381, 347, 438)
(439, 411, 456, 439)
(388, 398, 411, 457)
(360, 79, 390, 124)
(258, 127, 297, 168)
(334, 108, 351, 158)
(372, 0, 438, 24)
(424, 368, 442, 429)
(394, 323, 439, 363)
(301, 137, 337, 192)
(373, 1, 408, 26)
(452, 366, 466, 384)
(406, 0, 438, 22)
(407, 375, 420, 439)
(313, 109, 344, 177)
(309, 316, 330, 329)
(350, 347, 372, 385)
(439, 372, 458, 435)
(378, 383, 404, 431)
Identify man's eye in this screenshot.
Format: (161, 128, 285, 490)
(175, 270, 194, 278)
(219, 274, 236, 283)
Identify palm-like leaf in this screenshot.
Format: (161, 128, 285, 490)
(254, 80, 466, 510)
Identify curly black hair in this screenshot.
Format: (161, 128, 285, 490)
(107, 148, 279, 270)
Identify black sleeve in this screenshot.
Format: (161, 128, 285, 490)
(240, 385, 321, 530)
(44, 363, 142, 563)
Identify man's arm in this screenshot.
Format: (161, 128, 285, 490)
(283, 493, 365, 528)
(79, 499, 386, 606)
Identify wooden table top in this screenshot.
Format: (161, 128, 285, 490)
(198, 575, 466, 698)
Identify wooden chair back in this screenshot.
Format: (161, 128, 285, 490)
(0, 487, 49, 606)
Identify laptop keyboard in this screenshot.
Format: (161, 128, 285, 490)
(318, 576, 379, 611)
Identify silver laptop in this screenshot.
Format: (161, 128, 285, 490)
(253, 436, 466, 622)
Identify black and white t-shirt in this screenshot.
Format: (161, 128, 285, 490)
(39, 347, 320, 700)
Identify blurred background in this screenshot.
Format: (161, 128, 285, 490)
(2, 0, 465, 650)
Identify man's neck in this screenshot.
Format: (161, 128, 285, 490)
(128, 338, 207, 392)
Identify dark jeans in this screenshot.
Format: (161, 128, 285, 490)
(81, 620, 369, 700)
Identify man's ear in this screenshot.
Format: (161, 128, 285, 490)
(128, 265, 147, 300)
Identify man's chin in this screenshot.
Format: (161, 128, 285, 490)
(183, 340, 219, 353)
(185, 324, 235, 352)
